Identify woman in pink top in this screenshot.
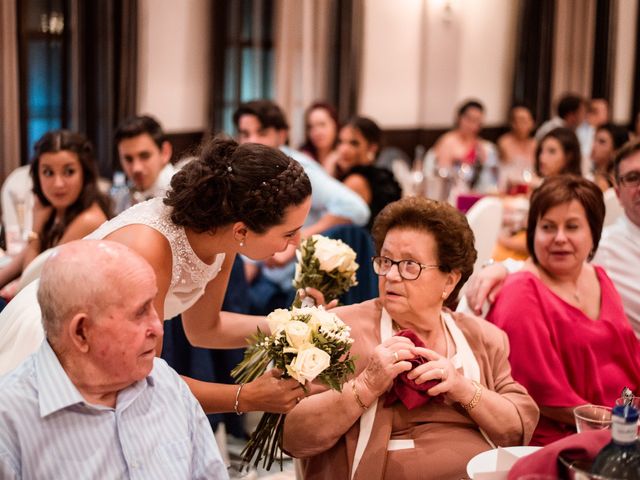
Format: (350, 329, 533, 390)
(487, 175, 640, 445)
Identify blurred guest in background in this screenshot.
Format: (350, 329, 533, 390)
(534, 127, 582, 179)
(299, 101, 340, 172)
(590, 123, 630, 191)
(434, 99, 488, 171)
(535, 94, 586, 142)
(497, 104, 536, 169)
(114, 115, 175, 209)
(577, 98, 610, 166)
(336, 117, 402, 229)
(0, 130, 110, 300)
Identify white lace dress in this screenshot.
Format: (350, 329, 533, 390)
(0, 198, 225, 374)
(86, 198, 225, 318)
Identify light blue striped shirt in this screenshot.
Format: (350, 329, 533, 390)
(0, 341, 229, 479)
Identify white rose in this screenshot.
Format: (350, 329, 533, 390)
(286, 345, 331, 384)
(307, 307, 339, 332)
(312, 235, 346, 272)
(267, 309, 291, 335)
(284, 320, 312, 349)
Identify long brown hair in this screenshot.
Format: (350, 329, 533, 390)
(30, 130, 111, 251)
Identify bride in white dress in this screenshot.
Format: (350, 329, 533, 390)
(0, 137, 312, 414)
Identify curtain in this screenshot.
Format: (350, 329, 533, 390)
(511, 0, 555, 123)
(0, 0, 21, 182)
(77, 0, 138, 177)
(274, 0, 333, 148)
(552, 0, 597, 102)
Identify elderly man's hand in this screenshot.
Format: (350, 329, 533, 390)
(358, 337, 414, 400)
(465, 262, 509, 314)
(408, 347, 477, 405)
(241, 368, 305, 414)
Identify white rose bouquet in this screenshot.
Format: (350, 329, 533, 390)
(231, 306, 356, 470)
(292, 235, 359, 307)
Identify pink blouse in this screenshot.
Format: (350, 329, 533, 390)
(487, 266, 640, 445)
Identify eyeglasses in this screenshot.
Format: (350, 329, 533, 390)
(371, 255, 440, 281)
(618, 170, 640, 188)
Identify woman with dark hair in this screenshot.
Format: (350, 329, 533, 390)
(336, 116, 402, 229)
(300, 101, 340, 169)
(534, 127, 582, 179)
(434, 99, 488, 170)
(487, 175, 640, 446)
(0, 130, 110, 295)
(1, 136, 314, 414)
(590, 123, 630, 190)
(497, 104, 537, 170)
(284, 197, 538, 479)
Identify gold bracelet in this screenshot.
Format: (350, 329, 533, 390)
(461, 381, 482, 411)
(352, 381, 368, 410)
(26, 231, 39, 243)
(234, 384, 244, 415)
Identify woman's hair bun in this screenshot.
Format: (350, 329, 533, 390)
(201, 136, 239, 171)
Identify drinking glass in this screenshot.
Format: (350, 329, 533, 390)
(574, 405, 612, 433)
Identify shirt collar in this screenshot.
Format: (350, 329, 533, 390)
(35, 341, 158, 418)
(35, 340, 87, 418)
(622, 214, 640, 237)
(139, 163, 175, 200)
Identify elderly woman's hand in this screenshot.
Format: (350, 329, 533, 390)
(296, 287, 339, 309)
(407, 347, 477, 405)
(358, 336, 415, 399)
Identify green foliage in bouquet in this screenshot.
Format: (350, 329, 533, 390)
(231, 307, 357, 471)
(292, 235, 358, 307)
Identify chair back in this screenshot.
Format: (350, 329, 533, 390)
(603, 187, 623, 227)
(321, 224, 378, 305)
(465, 196, 504, 277)
(1, 166, 34, 252)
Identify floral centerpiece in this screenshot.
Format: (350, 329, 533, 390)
(231, 306, 356, 470)
(292, 235, 359, 307)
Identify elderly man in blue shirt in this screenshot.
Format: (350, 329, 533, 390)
(0, 240, 228, 479)
(233, 100, 370, 313)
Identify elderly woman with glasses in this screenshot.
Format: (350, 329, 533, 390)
(283, 197, 539, 480)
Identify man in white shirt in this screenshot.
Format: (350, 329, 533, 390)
(591, 141, 640, 335)
(0, 240, 228, 479)
(114, 115, 176, 210)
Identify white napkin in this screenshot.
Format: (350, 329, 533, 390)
(473, 448, 520, 480)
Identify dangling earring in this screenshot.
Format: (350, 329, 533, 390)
(239, 239, 245, 247)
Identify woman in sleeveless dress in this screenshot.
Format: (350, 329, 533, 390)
(0, 137, 313, 414)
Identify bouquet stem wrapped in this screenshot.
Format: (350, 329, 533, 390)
(292, 235, 358, 308)
(231, 307, 356, 470)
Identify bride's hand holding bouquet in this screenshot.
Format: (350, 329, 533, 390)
(232, 306, 356, 470)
